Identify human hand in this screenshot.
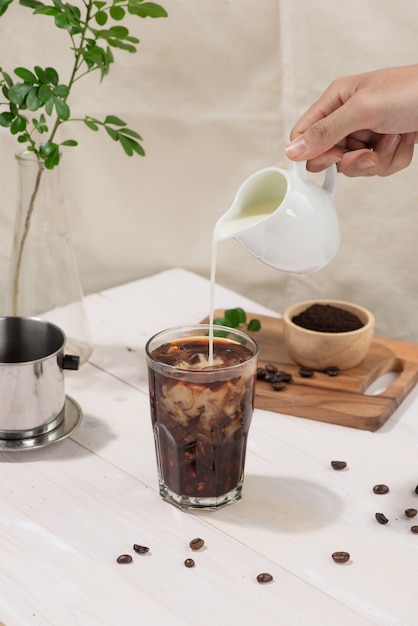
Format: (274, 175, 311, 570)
(284, 65, 418, 176)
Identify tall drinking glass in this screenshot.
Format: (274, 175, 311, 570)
(146, 324, 258, 510)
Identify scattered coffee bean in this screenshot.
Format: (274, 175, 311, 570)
(299, 366, 314, 378)
(373, 484, 389, 495)
(116, 554, 133, 564)
(256, 367, 266, 380)
(189, 537, 205, 551)
(325, 366, 341, 377)
(411, 526, 418, 534)
(375, 512, 389, 525)
(415, 485, 418, 495)
(331, 551, 350, 563)
(184, 558, 195, 568)
(272, 381, 287, 391)
(264, 373, 277, 383)
(278, 371, 293, 382)
(265, 363, 278, 374)
(331, 460, 347, 470)
(133, 544, 149, 554)
(405, 508, 417, 518)
(256, 572, 273, 583)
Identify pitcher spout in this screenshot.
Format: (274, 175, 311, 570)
(214, 167, 287, 240)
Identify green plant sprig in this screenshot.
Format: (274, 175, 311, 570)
(214, 308, 261, 333)
(0, 0, 167, 168)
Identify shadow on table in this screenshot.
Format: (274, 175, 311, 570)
(0, 412, 115, 463)
(199, 474, 342, 533)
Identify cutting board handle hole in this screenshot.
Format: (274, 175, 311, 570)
(363, 371, 400, 396)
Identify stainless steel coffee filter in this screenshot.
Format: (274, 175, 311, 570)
(0, 317, 79, 440)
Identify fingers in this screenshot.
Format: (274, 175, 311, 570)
(335, 133, 415, 177)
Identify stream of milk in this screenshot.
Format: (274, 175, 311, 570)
(208, 196, 283, 363)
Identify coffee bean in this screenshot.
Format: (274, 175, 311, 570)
(411, 526, 418, 534)
(116, 554, 133, 564)
(415, 485, 418, 495)
(184, 558, 195, 568)
(256, 572, 273, 583)
(331, 551, 350, 563)
(265, 364, 278, 374)
(373, 484, 389, 494)
(331, 461, 347, 470)
(375, 512, 389, 525)
(264, 373, 277, 383)
(133, 544, 149, 554)
(278, 371, 292, 382)
(256, 367, 266, 380)
(405, 508, 417, 518)
(272, 381, 287, 391)
(325, 366, 341, 377)
(189, 538, 204, 551)
(299, 366, 314, 378)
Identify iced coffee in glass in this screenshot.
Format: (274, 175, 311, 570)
(145, 324, 258, 510)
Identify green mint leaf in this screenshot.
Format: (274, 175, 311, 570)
(213, 329, 229, 338)
(247, 319, 261, 332)
(231, 307, 247, 324)
(223, 308, 241, 328)
(61, 139, 78, 146)
(213, 317, 229, 326)
(93, 1, 106, 8)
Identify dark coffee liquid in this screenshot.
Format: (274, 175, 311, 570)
(148, 337, 255, 499)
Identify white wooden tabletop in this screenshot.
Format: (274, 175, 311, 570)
(1, 268, 417, 626)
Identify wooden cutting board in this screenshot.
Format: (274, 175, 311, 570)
(208, 311, 418, 431)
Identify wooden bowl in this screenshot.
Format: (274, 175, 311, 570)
(282, 299, 374, 370)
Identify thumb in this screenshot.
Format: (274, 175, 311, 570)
(285, 103, 359, 160)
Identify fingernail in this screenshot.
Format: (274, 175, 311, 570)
(285, 137, 308, 158)
(358, 158, 376, 170)
(384, 134, 401, 154)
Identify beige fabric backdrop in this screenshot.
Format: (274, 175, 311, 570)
(0, 0, 417, 341)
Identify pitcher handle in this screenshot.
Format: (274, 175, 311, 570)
(293, 161, 338, 200)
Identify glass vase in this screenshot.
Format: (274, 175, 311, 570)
(4, 151, 93, 365)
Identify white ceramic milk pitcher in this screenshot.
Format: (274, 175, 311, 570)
(214, 161, 340, 274)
